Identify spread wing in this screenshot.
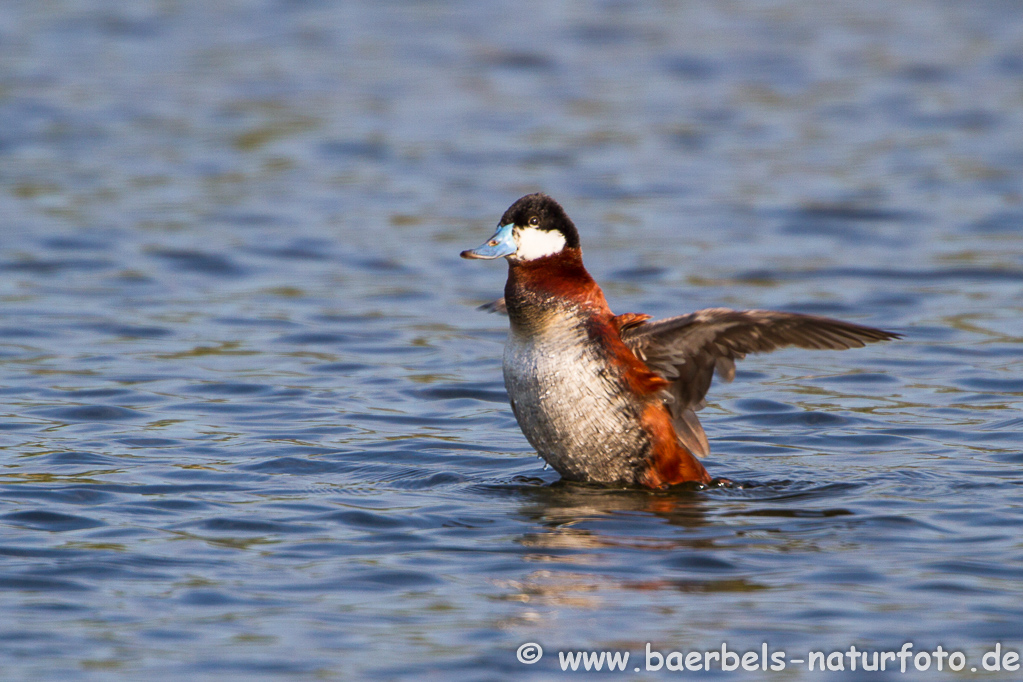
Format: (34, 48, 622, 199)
(621, 308, 900, 457)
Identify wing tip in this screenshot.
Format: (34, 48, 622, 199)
(674, 408, 711, 458)
(477, 298, 508, 315)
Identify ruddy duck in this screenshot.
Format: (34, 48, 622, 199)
(461, 193, 898, 488)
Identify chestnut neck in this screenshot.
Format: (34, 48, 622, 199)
(504, 248, 610, 330)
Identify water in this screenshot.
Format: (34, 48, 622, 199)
(1, 0, 1022, 679)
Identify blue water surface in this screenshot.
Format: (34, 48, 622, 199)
(1, 1, 1022, 679)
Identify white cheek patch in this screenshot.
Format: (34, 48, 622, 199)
(514, 227, 567, 261)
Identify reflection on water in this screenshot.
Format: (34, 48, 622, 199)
(1, 0, 1023, 679)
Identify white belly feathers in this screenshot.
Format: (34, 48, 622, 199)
(502, 314, 649, 483)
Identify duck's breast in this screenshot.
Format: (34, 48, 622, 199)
(502, 313, 651, 483)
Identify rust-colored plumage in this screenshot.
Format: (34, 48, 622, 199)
(638, 403, 713, 487)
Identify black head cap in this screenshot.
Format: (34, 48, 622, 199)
(499, 193, 581, 250)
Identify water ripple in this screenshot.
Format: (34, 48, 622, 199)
(1, 511, 105, 532)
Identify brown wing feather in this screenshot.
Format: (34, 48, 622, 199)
(621, 307, 900, 457)
(478, 298, 507, 314)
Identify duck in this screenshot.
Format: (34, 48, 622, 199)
(461, 193, 899, 488)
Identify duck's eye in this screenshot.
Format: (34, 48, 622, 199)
(528, 216, 539, 226)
